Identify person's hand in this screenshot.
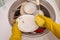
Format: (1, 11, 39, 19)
(10, 22, 22, 40)
(35, 14, 60, 39)
(35, 14, 53, 29)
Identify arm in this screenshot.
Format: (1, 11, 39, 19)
(10, 22, 22, 40)
(35, 14, 60, 39)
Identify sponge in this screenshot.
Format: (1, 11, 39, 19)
(34, 14, 45, 27)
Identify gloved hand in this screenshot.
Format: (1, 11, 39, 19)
(35, 14, 60, 39)
(10, 22, 22, 40)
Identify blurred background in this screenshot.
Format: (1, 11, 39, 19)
(55, 0, 60, 11)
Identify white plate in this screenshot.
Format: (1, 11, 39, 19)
(23, 2, 37, 14)
(20, 2, 37, 14)
(17, 15, 38, 32)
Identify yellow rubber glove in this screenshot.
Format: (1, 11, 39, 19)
(10, 22, 22, 40)
(35, 14, 60, 39)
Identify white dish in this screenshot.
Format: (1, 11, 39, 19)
(23, 2, 37, 14)
(16, 15, 38, 32)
